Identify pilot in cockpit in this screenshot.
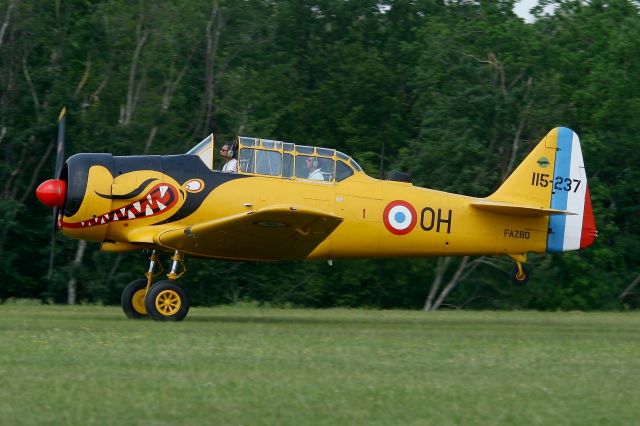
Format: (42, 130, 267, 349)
(220, 144, 238, 173)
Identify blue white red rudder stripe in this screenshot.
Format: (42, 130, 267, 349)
(546, 127, 597, 252)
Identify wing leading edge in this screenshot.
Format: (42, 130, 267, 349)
(155, 205, 343, 261)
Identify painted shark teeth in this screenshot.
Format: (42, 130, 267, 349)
(60, 183, 178, 229)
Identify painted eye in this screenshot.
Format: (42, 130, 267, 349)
(185, 179, 204, 193)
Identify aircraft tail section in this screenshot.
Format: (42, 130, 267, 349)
(485, 127, 597, 252)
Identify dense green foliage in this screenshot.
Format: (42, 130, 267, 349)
(1, 0, 639, 309)
(2, 304, 640, 424)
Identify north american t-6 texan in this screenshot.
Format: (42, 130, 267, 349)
(36, 109, 597, 321)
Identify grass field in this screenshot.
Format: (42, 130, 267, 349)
(1, 302, 639, 425)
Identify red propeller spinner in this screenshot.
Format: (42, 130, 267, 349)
(36, 179, 66, 208)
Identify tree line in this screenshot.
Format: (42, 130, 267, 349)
(1, 0, 639, 310)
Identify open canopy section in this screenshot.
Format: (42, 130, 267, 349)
(186, 134, 214, 169)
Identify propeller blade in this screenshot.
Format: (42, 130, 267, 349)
(47, 207, 59, 281)
(46, 107, 66, 281)
(54, 107, 66, 178)
(47, 225, 56, 281)
(53, 206, 59, 230)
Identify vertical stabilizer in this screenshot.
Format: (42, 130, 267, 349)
(488, 127, 597, 252)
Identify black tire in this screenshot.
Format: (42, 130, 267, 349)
(121, 279, 150, 319)
(144, 280, 189, 321)
(510, 264, 530, 286)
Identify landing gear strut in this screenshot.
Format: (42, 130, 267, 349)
(120, 250, 190, 321)
(508, 253, 529, 286)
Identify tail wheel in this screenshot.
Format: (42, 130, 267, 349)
(510, 264, 530, 286)
(144, 280, 189, 321)
(121, 279, 149, 319)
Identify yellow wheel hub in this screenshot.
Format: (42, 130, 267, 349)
(132, 289, 148, 315)
(155, 290, 182, 316)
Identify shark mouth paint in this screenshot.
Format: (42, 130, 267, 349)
(61, 183, 178, 228)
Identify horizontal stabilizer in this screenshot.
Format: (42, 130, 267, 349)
(469, 199, 576, 216)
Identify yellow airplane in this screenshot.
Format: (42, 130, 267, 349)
(36, 110, 596, 321)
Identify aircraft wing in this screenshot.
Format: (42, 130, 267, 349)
(155, 204, 343, 260)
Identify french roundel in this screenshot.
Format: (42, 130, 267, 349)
(383, 200, 417, 235)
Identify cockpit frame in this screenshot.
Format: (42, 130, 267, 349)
(235, 136, 362, 183)
(187, 134, 363, 183)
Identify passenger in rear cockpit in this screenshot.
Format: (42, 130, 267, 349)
(306, 157, 323, 180)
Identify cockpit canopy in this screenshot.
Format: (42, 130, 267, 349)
(187, 134, 363, 182)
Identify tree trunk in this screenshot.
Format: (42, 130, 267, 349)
(0, 0, 18, 49)
(193, 0, 221, 139)
(430, 256, 471, 311)
(619, 272, 640, 302)
(424, 256, 485, 311)
(120, 14, 148, 126)
(67, 240, 87, 305)
(424, 257, 452, 311)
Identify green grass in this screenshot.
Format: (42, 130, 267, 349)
(1, 303, 639, 425)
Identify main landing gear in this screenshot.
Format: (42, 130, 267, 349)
(121, 250, 190, 321)
(508, 253, 529, 286)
